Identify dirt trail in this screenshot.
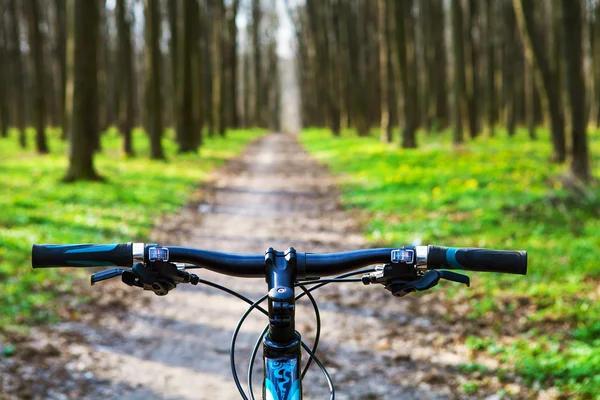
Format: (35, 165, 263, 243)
(4, 133, 501, 399)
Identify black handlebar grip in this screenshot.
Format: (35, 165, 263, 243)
(32, 243, 133, 268)
(427, 245, 527, 275)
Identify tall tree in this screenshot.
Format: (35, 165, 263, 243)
(168, 0, 178, 130)
(431, 0, 448, 128)
(561, 0, 592, 182)
(451, 0, 467, 144)
(116, 0, 134, 156)
(211, 0, 224, 136)
(25, 0, 49, 154)
(514, 0, 566, 162)
(144, 0, 165, 159)
(191, 0, 204, 148)
(176, 0, 198, 153)
(251, 0, 262, 127)
(485, 0, 496, 135)
(0, 14, 8, 138)
(504, 1, 518, 136)
(96, 0, 109, 136)
(53, 0, 66, 131)
(64, 0, 101, 181)
(226, 0, 241, 128)
(378, 0, 391, 142)
(465, 0, 480, 137)
(394, 0, 417, 148)
(7, 0, 28, 146)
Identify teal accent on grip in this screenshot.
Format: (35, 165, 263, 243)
(65, 244, 118, 254)
(66, 260, 117, 266)
(446, 247, 464, 269)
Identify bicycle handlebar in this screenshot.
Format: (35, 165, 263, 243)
(32, 243, 135, 268)
(32, 243, 527, 277)
(427, 245, 527, 275)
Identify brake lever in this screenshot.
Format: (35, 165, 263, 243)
(120, 262, 200, 296)
(383, 270, 470, 297)
(91, 268, 127, 285)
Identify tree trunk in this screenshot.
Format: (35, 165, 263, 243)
(378, 0, 391, 142)
(53, 0, 66, 133)
(227, 0, 240, 129)
(116, 0, 134, 157)
(513, 0, 566, 162)
(561, 0, 591, 182)
(504, 1, 517, 137)
(485, 0, 496, 135)
(451, 0, 467, 144)
(168, 0, 178, 131)
(431, 0, 448, 129)
(465, 0, 479, 138)
(593, 2, 600, 127)
(192, 0, 204, 148)
(145, 0, 165, 159)
(395, 0, 417, 148)
(243, 41, 251, 128)
(177, 0, 198, 153)
(64, 0, 101, 181)
(524, 58, 536, 139)
(252, 0, 262, 127)
(212, 0, 224, 136)
(25, 0, 49, 154)
(8, 0, 27, 147)
(97, 0, 108, 138)
(0, 21, 8, 138)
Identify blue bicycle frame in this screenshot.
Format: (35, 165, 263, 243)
(264, 343, 302, 400)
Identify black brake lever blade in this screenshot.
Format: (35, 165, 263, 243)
(91, 268, 126, 285)
(439, 270, 470, 287)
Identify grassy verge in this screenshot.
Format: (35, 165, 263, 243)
(0, 127, 264, 330)
(300, 127, 600, 398)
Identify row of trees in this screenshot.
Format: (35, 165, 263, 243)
(0, 0, 280, 180)
(290, 0, 593, 183)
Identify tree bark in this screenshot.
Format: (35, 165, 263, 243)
(378, 0, 391, 142)
(431, 0, 447, 129)
(513, 0, 566, 162)
(465, 0, 479, 138)
(0, 19, 8, 138)
(177, 0, 198, 153)
(524, 58, 536, 139)
(485, 0, 496, 135)
(97, 0, 108, 138)
(504, 1, 517, 137)
(211, 0, 224, 136)
(64, 0, 101, 181)
(451, 0, 467, 144)
(116, 0, 134, 157)
(251, 0, 262, 127)
(168, 0, 178, 131)
(7, 0, 27, 147)
(53, 0, 66, 133)
(25, 0, 49, 154)
(227, 0, 240, 128)
(145, 0, 165, 159)
(561, 0, 592, 182)
(394, 0, 417, 148)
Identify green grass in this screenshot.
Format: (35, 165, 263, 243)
(0, 127, 264, 329)
(300, 127, 600, 398)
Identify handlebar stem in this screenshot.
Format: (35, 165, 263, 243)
(265, 247, 298, 345)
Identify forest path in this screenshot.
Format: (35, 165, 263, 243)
(22, 133, 469, 399)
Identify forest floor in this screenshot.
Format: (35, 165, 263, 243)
(1, 133, 545, 399)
